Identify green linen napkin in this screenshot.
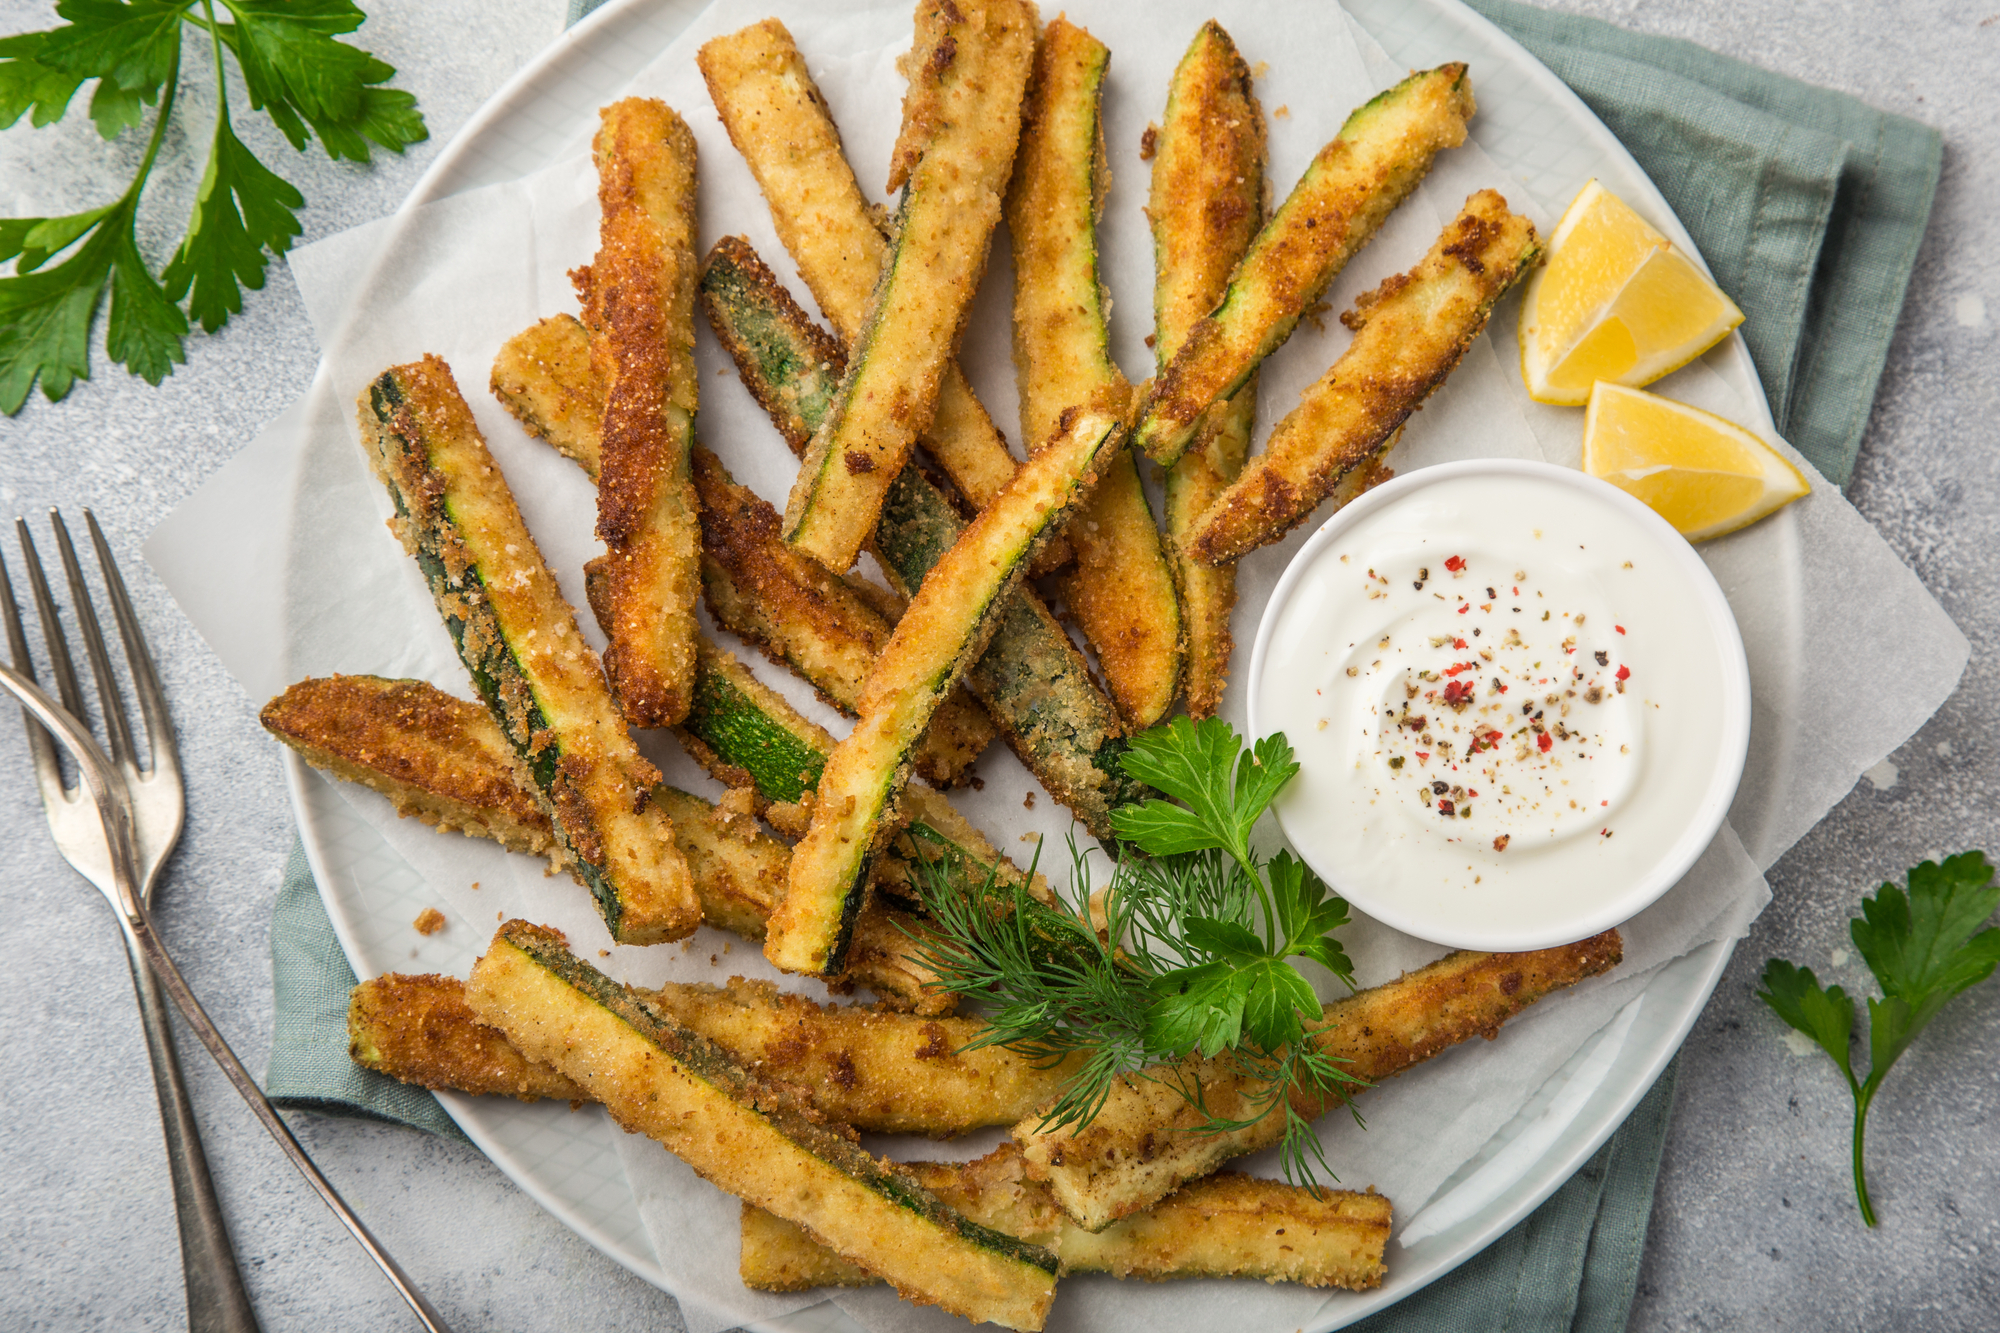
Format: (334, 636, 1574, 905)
(269, 1, 1941, 1328)
(1466, 0, 1941, 486)
(267, 842, 464, 1139)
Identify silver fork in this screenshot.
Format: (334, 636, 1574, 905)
(1, 510, 454, 1333)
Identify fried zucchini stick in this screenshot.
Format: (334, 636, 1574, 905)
(352, 972, 1080, 1135)
(1186, 190, 1541, 563)
(693, 446, 994, 786)
(574, 99, 703, 727)
(489, 316, 992, 788)
(1016, 930, 1625, 1231)
(490, 314, 603, 475)
(351, 972, 588, 1102)
(742, 1144, 1392, 1291)
(1008, 18, 1182, 730)
(1151, 22, 1265, 719)
(357, 357, 699, 944)
(771, 404, 1127, 977)
(1131, 64, 1475, 467)
(695, 18, 1070, 571)
(467, 922, 1059, 1330)
(763, 0, 1036, 573)
(699, 237, 1149, 836)
(263, 674, 948, 1011)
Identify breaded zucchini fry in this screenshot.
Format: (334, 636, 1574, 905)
(1186, 190, 1541, 563)
(490, 314, 604, 476)
(350, 972, 587, 1103)
(742, 1144, 1392, 1291)
(771, 405, 1128, 977)
(699, 237, 1149, 836)
(1151, 22, 1265, 719)
(1015, 931, 1625, 1231)
(467, 921, 1059, 1330)
(575, 99, 703, 727)
(351, 972, 1066, 1131)
(1131, 64, 1475, 467)
(1008, 18, 1182, 730)
(693, 446, 993, 787)
(767, 0, 1037, 573)
(357, 357, 699, 944)
(695, 18, 1060, 570)
(263, 674, 947, 1010)
(261, 675, 556, 862)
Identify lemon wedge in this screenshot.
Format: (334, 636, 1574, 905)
(1520, 180, 1745, 405)
(1583, 382, 1809, 541)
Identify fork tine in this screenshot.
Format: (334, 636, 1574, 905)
(49, 509, 136, 770)
(83, 509, 176, 776)
(15, 519, 88, 725)
(0, 543, 65, 794)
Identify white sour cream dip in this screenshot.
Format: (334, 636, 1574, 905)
(1250, 462, 1748, 950)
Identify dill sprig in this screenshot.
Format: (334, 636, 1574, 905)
(904, 716, 1370, 1187)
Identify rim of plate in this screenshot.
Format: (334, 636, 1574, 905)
(285, 0, 1779, 1328)
(1245, 458, 1753, 952)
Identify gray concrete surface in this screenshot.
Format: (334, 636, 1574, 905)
(1, 0, 1994, 1329)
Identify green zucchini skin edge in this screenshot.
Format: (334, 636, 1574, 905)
(702, 243, 1152, 835)
(677, 644, 1027, 907)
(496, 923, 1060, 1278)
(681, 653, 826, 805)
(365, 372, 629, 937)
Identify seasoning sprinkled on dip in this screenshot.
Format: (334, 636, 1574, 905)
(1251, 463, 1748, 950)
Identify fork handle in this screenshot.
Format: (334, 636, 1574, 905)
(122, 909, 458, 1333)
(119, 923, 265, 1333)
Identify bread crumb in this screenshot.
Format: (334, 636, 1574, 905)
(1139, 123, 1158, 160)
(414, 907, 446, 936)
(599, 949, 610, 957)
(1275, 104, 1291, 119)
(1251, 60, 1269, 78)
(1023, 790, 1037, 810)
(470, 881, 480, 891)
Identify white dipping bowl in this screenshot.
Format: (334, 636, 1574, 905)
(1247, 459, 1750, 951)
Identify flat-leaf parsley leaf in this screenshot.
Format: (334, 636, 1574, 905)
(0, 0, 425, 412)
(1760, 850, 2000, 1225)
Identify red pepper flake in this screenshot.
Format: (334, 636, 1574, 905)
(1444, 555, 1466, 572)
(1537, 733, 1553, 753)
(1616, 665, 1631, 680)
(1615, 625, 1626, 635)
(1442, 679, 1475, 707)
(1442, 662, 1476, 677)
(1458, 603, 1470, 615)
(1416, 751, 1430, 763)
(1438, 799, 1456, 816)
(1492, 678, 1508, 694)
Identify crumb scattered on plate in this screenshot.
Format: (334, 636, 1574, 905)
(413, 907, 447, 936)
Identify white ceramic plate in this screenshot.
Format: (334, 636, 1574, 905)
(291, 0, 1786, 1326)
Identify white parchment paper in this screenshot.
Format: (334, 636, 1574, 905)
(146, 2, 1968, 1330)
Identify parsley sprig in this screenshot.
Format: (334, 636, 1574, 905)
(0, 0, 426, 412)
(1760, 851, 2000, 1225)
(908, 717, 1365, 1187)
